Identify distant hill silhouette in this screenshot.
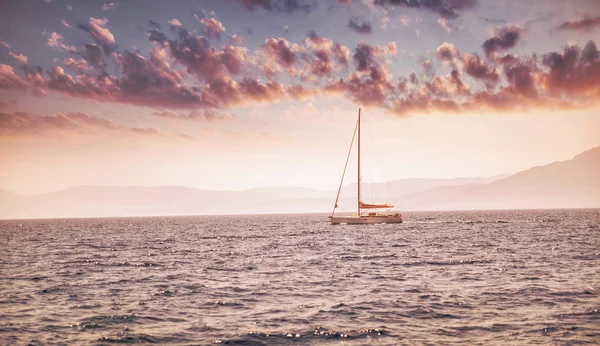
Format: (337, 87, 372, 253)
(1, 147, 598, 219)
(394, 146, 600, 211)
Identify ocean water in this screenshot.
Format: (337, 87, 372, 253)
(1, 209, 599, 345)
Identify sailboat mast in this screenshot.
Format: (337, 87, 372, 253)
(357, 108, 361, 216)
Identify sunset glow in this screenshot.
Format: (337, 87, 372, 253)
(1, 0, 599, 194)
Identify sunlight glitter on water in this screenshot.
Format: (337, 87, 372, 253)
(0, 209, 599, 345)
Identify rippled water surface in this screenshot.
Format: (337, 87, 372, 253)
(1, 209, 599, 345)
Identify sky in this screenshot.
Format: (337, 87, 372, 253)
(0, 0, 599, 195)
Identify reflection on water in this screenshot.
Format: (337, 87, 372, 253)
(1, 209, 599, 345)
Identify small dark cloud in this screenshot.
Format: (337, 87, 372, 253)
(149, 20, 162, 29)
(148, 30, 168, 44)
(353, 43, 376, 71)
(81, 44, 104, 67)
(348, 17, 372, 34)
(482, 24, 522, 57)
(483, 17, 507, 24)
(556, 15, 600, 32)
(231, 0, 318, 14)
(374, 0, 476, 20)
(102, 2, 118, 10)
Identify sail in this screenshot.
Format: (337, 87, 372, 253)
(359, 200, 393, 209)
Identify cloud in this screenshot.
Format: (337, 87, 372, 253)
(0, 99, 15, 108)
(229, 34, 243, 45)
(0, 40, 10, 49)
(231, 0, 319, 14)
(6, 21, 599, 120)
(167, 32, 250, 82)
(0, 64, 28, 91)
(300, 32, 350, 79)
(261, 38, 298, 69)
(353, 43, 376, 71)
(149, 20, 162, 29)
(482, 24, 522, 57)
(16, 31, 288, 111)
(81, 44, 104, 67)
(326, 65, 395, 107)
(0, 111, 118, 136)
(61, 20, 72, 28)
(168, 18, 182, 27)
(128, 127, 161, 136)
(556, 15, 600, 32)
(62, 57, 92, 72)
(348, 17, 372, 34)
(151, 109, 236, 121)
(420, 58, 434, 77)
(28, 50, 207, 109)
(438, 17, 454, 32)
(436, 42, 460, 63)
(199, 17, 226, 39)
(286, 84, 320, 99)
(461, 53, 498, 88)
(78, 17, 116, 52)
(325, 37, 600, 116)
(0, 111, 195, 140)
(102, 2, 118, 10)
(352, 41, 396, 71)
(541, 41, 600, 99)
(9, 52, 28, 64)
(373, 0, 477, 20)
(148, 29, 168, 43)
(47, 32, 76, 52)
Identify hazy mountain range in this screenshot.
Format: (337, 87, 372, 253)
(1, 146, 598, 219)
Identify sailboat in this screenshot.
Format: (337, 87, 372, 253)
(329, 108, 403, 225)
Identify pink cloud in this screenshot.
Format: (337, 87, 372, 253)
(9, 52, 28, 64)
(556, 15, 600, 32)
(199, 17, 226, 39)
(0, 64, 28, 91)
(62, 57, 92, 72)
(78, 17, 116, 52)
(168, 34, 249, 83)
(152, 109, 236, 121)
(436, 42, 459, 63)
(47, 32, 76, 52)
(168, 18, 182, 27)
(229, 34, 243, 45)
(0, 111, 195, 140)
(261, 38, 298, 69)
(3, 23, 598, 119)
(461, 53, 499, 88)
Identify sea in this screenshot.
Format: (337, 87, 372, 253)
(1, 209, 599, 345)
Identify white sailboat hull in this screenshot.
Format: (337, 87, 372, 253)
(330, 215, 403, 225)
